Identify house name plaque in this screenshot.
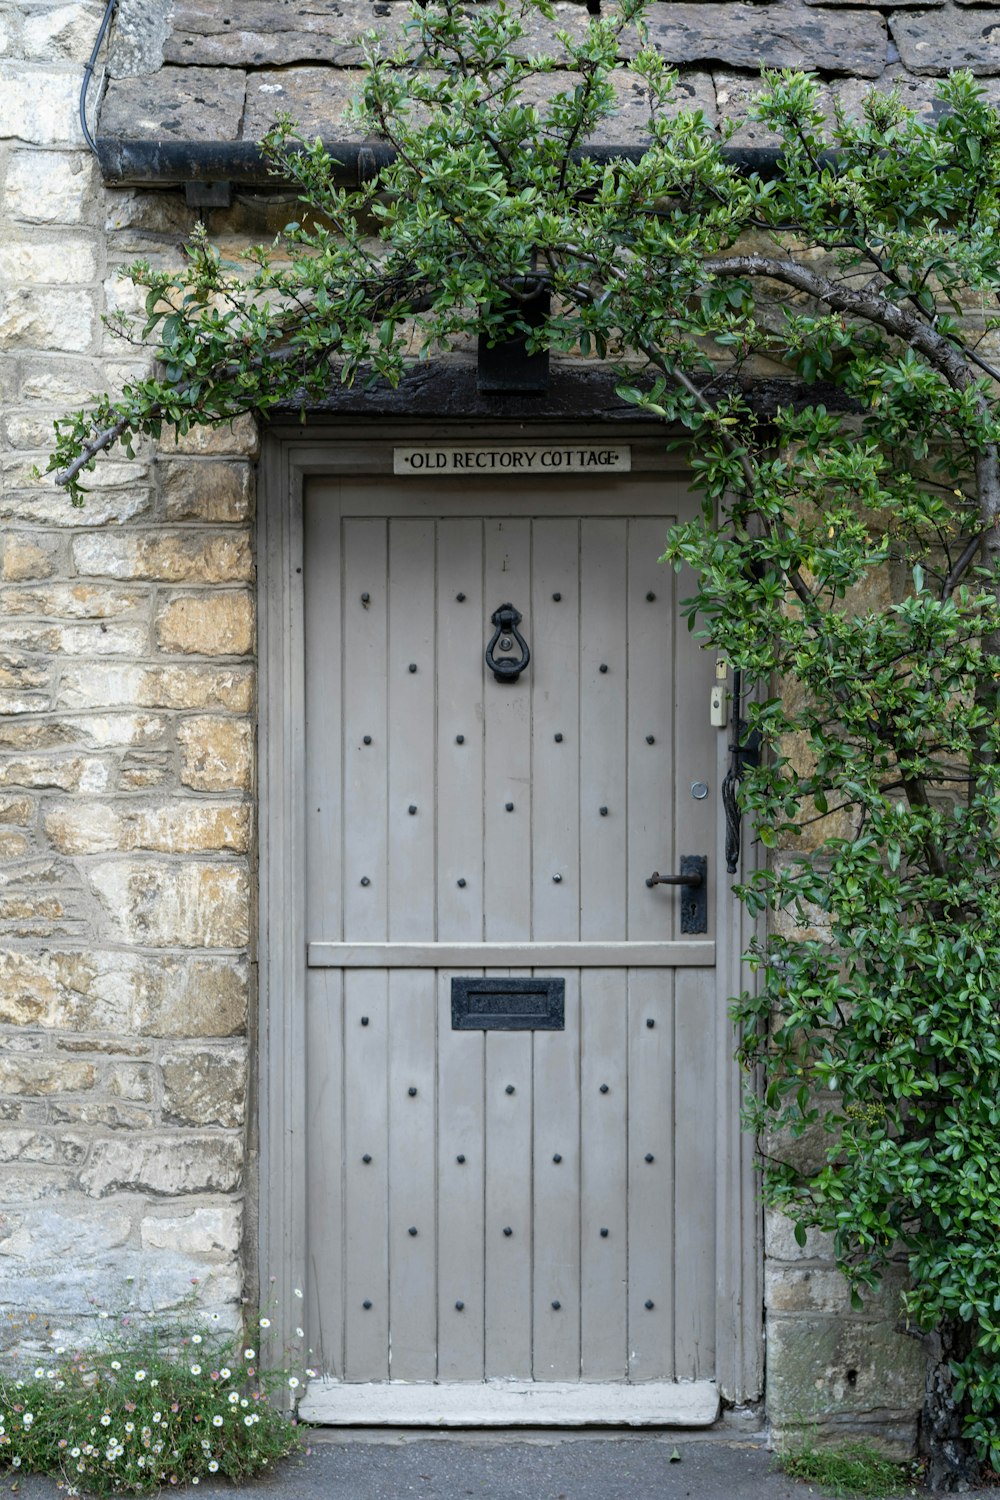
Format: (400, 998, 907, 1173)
(394, 444, 631, 475)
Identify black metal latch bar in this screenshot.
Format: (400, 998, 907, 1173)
(645, 855, 708, 933)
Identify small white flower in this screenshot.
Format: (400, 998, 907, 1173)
(228, 1393, 239, 1404)
(192, 1478, 199, 1486)
(34, 1366, 44, 1377)
(22, 1413, 34, 1427)
(192, 1334, 202, 1344)
(294, 1288, 303, 1298)
(111, 1360, 121, 1371)
(220, 1368, 231, 1379)
(153, 1413, 162, 1424)
(11, 1457, 21, 1469)
(295, 1328, 304, 1338)
(125, 1422, 134, 1434)
(134, 1370, 147, 1382)
(100, 1415, 111, 1427)
(190, 1365, 202, 1376)
(240, 1398, 248, 1408)
(244, 1415, 253, 1426)
(209, 1461, 219, 1472)
(71, 1448, 81, 1458)
(288, 1377, 300, 1389)
(213, 1416, 224, 1427)
(244, 1349, 255, 1360)
(259, 1317, 271, 1329)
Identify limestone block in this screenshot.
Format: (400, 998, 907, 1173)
(166, 415, 260, 459)
(0, 1132, 62, 1165)
(765, 1208, 836, 1262)
(79, 1134, 243, 1197)
(0, 288, 97, 352)
(2, 487, 152, 530)
(1, 582, 145, 618)
(0, 621, 147, 657)
(106, 1064, 154, 1103)
(891, 9, 1000, 74)
(164, 0, 407, 66)
(0, 1167, 76, 1202)
(766, 1314, 926, 1422)
(140, 1201, 242, 1257)
(23, 4, 109, 61)
(0, 64, 81, 145)
(86, 860, 251, 947)
(58, 663, 253, 712)
(18, 363, 106, 405)
(161, 460, 254, 523)
(3, 151, 97, 225)
(161, 1045, 247, 1127)
(178, 716, 254, 792)
(0, 795, 34, 824)
(0, 239, 100, 286)
(0, 690, 52, 717)
(766, 1262, 910, 1318)
(72, 532, 252, 583)
(644, 2, 886, 77)
(0, 1057, 96, 1095)
(49, 1100, 155, 1128)
(1, 536, 58, 581)
(156, 593, 254, 656)
(0, 833, 30, 860)
(0, 720, 78, 751)
(0, 755, 108, 791)
(45, 801, 251, 855)
(105, 190, 199, 235)
(0, 1202, 131, 1261)
(100, 65, 247, 140)
(141, 956, 249, 1037)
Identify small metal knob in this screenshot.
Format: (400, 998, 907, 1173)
(645, 1299, 655, 1310)
(408, 804, 417, 815)
(646, 734, 655, 745)
(600, 1084, 609, 1094)
(552, 1300, 561, 1310)
(552, 592, 562, 602)
(363, 735, 372, 745)
(553, 873, 562, 883)
(455, 1300, 465, 1311)
(408, 1087, 417, 1097)
(457, 1154, 466, 1164)
(505, 801, 514, 812)
(646, 1018, 655, 1028)
(505, 1084, 515, 1095)
(361, 592, 370, 604)
(456, 593, 466, 602)
(554, 732, 563, 743)
(645, 1152, 654, 1163)
(600, 1228, 609, 1238)
(553, 1153, 562, 1163)
(362, 1153, 372, 1164)
(646, 591, 655, 602)
(503, 1226, 513, 1237)
(408, 1226, 418, 1237)
(599, 663, 608, 674)
(363, 1299, 372, 1310)
(360, 876, 370, 886)
(361, 1016, 369, 1026)
(457, 877, 467, 888)
(600, 806, 608, 816)
(408, 663, 417, 673)
(456, 734, 464, 744)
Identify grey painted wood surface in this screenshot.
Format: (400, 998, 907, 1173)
(297, 468, 730, 1410)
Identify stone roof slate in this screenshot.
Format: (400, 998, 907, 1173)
(96, 0, 999, 182)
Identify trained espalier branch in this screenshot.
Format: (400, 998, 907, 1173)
(49, 0, 1000, 1481)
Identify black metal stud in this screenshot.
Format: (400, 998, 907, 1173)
(457, 1154, 466, 1164)
(361, 592, 370, 604)
(456, 734, 465, 744)
(553, 873, 562, 883)
(600, 663, 608, 674)
(646, 734, 655, 744)
(408, 804, 417, 815)
(552, 592, 562, 602)
(645, 1152, 654, 1163)
(360, 876, 370, 886)
(363, 735, 372, 745)
(645, 1299, 655, 1310)
(409, 1226, 418, 1237)
(646, 1018, 655, 1029)
(506, 1084, 515, 1095)
(553, 1153, 562, 1163)
(600, 1083, 609, 1094)
(456, 593, 466, 602)
(361, 1016, 369, 1026)
(362, 1153, 372, 1164)
(409, 663, 417, 673)
(554, 732, 563, 743)
(457, 878, 467, 888)
(600, 1228, 609, 1238)
(646, 591, 655, 602)
(363, 1300, 372, 1310)
(552, 1300, 561, 1310)
(505, 801, 514, 812)
(408, 1086, 417, 1097)
(503, 1226, 513, 1237)
(455, 1300, 465, 1311)
(600, 806, 608, 817)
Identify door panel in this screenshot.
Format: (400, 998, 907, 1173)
(301, 474, 721, 1419)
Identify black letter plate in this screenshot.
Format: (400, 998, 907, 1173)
(451, 977, 565, 1031)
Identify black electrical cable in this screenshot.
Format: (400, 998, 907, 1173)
(79, 0, 119, 154)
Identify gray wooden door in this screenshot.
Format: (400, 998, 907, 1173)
(299, 470, 722, 1424)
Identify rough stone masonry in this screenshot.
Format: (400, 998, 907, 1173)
(0, 0, 957, 1449)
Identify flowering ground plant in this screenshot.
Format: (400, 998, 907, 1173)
(0, 1313, 310, 1495)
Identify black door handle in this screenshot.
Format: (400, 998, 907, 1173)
(644, 855, 708, 934)
(645, 870, 702, 889)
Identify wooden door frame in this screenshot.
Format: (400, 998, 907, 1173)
(255, 420, 763, 1404)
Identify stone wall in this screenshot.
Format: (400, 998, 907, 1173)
(0, 2, 258, 1359)
(0, 0, 928, 1447)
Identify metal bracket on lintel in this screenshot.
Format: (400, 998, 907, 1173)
(184, 181, 232, 209)
(477, 284, 550, 393)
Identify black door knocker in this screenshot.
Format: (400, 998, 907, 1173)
(486, 602, 530, 683)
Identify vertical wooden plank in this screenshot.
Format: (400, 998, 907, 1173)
(342, 970, 389, 1380)
(436, 969, 486, 1380)
(627, 511, 675, 942)
(437, 520, 485, 942)
(627, 967, 674, 1381)
(530, 518, 580, 941)
(305, 969, 345, 1379)
(387, 970, 438, 1380)
(532, 968, 581, 1380)
(388, 519, 436, 941)
(484, 1015, 533, 1377)
(580, 518, 628, 941)
(673, 966, 717, 1380)
(342, 518, 388, 942)
(483, 520, 531, 941)
(304, 491, 343, 942)
(579, 967, 629, 1379)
